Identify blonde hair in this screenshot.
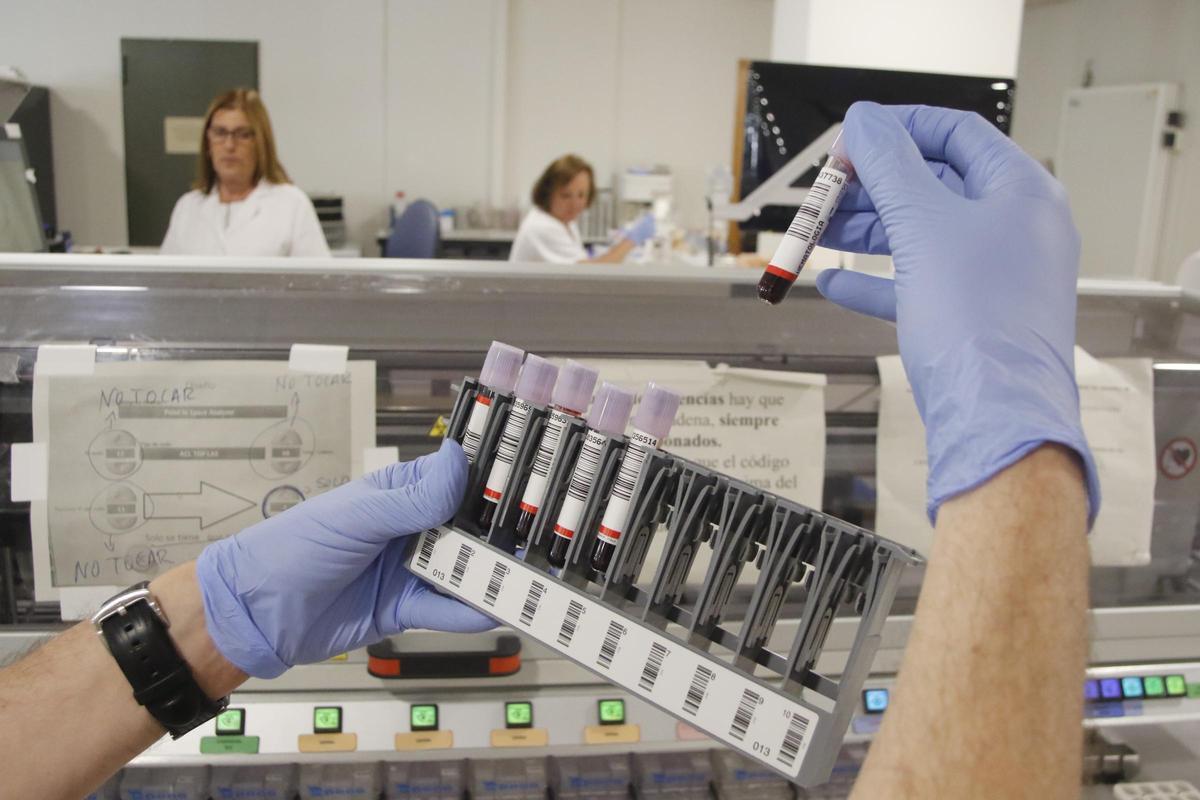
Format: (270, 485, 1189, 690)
(194, 88, 290, 193)
(531, 154, 595, 212)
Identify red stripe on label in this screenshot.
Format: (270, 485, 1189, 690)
(475, 395, 492, 406)
(765, 264, 800, 281)
(519, 502, 538, 514)
(483, 488, 502, 500)
(597, 525, 622, 541)
(553, 524, 575, 539)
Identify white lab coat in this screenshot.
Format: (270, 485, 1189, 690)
(160, 180, 331, 257)
(508, 206, 587, 263)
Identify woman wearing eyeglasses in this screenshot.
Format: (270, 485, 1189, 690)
(160, 88, 330, 257)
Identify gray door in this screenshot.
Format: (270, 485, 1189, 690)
(121, 38, 258, 246)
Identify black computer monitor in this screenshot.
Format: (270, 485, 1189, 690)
(0, 136, 47, 252)
(737, 61, 1014, 232)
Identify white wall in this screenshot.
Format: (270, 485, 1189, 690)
(0, 0, 771, 248)
(772, 0, 1023, 78)
(1012, 0, 1200, 280)
(505, 0, 773, 228)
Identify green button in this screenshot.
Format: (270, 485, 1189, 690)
(598, 699, 625, 725)
(505, 701, 533, 729)
(200, 735, 259, 754)
(410, 704, 439, 732)
(215, 708, 245, 736)
(314, 706, 342, 734)
(1142, 676, 1166, 698)
(1165, 675, 1187, 697)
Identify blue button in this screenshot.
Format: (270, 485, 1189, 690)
(1121, 677, 1144, 699)
(1099, 678, 1123, 700)
(862, 688, 889, 713)
(1084, 679, 1099, 701)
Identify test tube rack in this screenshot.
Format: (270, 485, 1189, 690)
(407, 377, 922, 786)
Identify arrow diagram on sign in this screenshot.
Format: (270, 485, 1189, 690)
(142, 482, 256, 529)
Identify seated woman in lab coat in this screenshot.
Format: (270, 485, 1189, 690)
(160, 88, 330, 257)
(509, 154, 653, 264)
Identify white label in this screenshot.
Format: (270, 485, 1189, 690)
(482, 398, 532, 503)
(596, 429, 658, 546)
(518, 409, 575, 516)
(409, 527, 819, 779)
(461, 395, 492, 463)
(767, 166, 848, 278)
(552, 428, 607, 539)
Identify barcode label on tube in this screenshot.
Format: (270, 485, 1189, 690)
(558, 599, 584, 646)
(596, 430, 658, 546)
(639, 642, 669, 691)
(519, 410, 572, 514)
(483, 561, 509, 606)
(407, 526, 819, 779)
(566, 430, 606, 501)
(777, 713, 811, 769)
(416, 529, 440, 570)
(483, 399, 531, 500)
(520, 580, 545, 626)
(461, 397, 492, 463)
(597, 620, 626, 669)
(450, 543, 474, 587)
(730, 688, 762, 741)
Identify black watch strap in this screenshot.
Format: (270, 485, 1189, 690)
(96, 584, 227, 739)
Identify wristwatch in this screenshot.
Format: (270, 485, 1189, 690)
(91, 581, 228, 738)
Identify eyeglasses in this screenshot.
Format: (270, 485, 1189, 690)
(207, 126, 255, 143)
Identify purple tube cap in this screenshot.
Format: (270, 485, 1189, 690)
(633, 382, 681, 440)
(514, 354, 558, 407)
(479, 340, 524, 394)
(588, 382, 635, 438)
(552, 360, 599, 415)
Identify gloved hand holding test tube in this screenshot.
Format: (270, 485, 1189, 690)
(477, 354, 559, 529)
(461, 341, 524, 463)
(590, 382, 682, 574)
(758, 131, 855, 305)
(546, 382, 635, 568)
(514, 360, 601, 544)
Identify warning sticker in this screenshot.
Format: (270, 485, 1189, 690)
(1159, 437, 1197, 480)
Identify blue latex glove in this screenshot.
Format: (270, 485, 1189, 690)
(197, 440, 494, 678)
(621, 212, 656, 246)
(816, 102, 1100, 525)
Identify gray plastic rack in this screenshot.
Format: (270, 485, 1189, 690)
(407, 376, 922, 786)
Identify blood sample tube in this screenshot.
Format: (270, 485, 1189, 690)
(589, 383, 681, 574)
(513, 360, 600, 545)
(546, 383, 635, 568)
(460, 341, 524, 464)
(477, 354, 559, 529)
(758, 131, 855, 305)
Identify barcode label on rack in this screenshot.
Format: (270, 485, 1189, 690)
(684, 666, 716, 716)
(557, 599, 584, 646)
(777, 712, 811, 769)
(460, 395, 492, 463)
(520, 580, 546, 626)
(730, 688, 762, 741)
(407, 525, 818, 780)
(416, 529, 440, 570)
(483, 561, 509, 606)
(449, 542, 474, 588)
(597, 620, 626, 669)
(639, 642, 669, 691)
(518, 409, 574, 515)
(483, 399, 532, 501)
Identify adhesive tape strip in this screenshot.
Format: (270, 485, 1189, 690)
(288, 343, 349, 374)
(10, 442, 48, 502)
(35, 344, 97, 375)
(362, 446, 400, 474)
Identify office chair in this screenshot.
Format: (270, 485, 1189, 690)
(384, 199, 440, 258)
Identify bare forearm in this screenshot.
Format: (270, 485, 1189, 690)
(0, 562, 245, 799)
(852, 444, 1090, 799)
